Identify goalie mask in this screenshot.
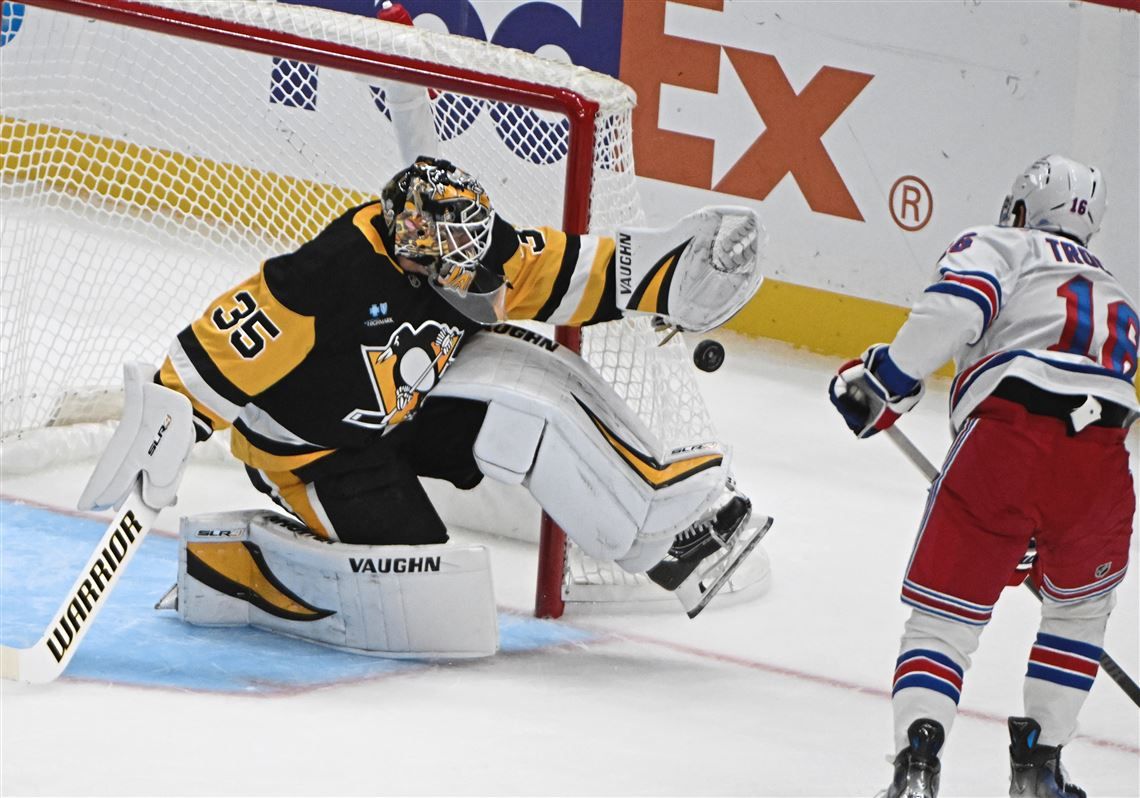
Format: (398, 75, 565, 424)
(998, 154, 1106, 246)
(382, 157, 506, 322)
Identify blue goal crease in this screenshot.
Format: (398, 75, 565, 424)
(0, 499, 598, 693)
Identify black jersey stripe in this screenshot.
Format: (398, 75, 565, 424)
(534, 235, 581, 322)
(585, 247, 622, 325)
(178, 327, 252, 408)
(190, 410, 215, 442)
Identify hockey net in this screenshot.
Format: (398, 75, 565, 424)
(0, 0, 765, 617)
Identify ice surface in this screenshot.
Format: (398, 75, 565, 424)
(1, 333, 1136, 796)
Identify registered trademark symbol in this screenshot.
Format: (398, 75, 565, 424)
(889, 176, 933, 231)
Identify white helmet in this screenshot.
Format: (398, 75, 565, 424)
(998, 154, 1106, 245)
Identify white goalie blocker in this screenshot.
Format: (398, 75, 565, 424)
(615, 206, 766, 333)
(163, 510, 498, 659)
(431, 325, 732, 572)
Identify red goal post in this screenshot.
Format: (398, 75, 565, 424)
(1, 0, 737, 618)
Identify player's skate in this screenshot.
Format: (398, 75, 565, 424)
(885, 718, 943, 798)
(646, 485, 772, 618)
(1008, 717, 1086, 798)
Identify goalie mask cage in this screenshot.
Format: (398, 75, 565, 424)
(1, 0, 754, 618)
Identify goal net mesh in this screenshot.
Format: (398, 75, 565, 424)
(0, 0, 763, 613)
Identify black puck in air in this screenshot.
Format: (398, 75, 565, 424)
(693, 339, 725, 372)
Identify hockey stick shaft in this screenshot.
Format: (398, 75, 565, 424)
(883, 425, 1140, 708)
(884, 426, 940, 482)
(1, 487, 157, 684)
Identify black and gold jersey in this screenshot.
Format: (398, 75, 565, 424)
(158, 200, 619, 475)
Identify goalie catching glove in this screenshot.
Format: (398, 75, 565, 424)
(829, 344, 924, 438)
(615, 206, 765, 333)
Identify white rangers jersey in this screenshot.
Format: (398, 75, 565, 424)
(888, 225, 1139, 432)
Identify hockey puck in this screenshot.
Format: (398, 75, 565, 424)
(693, 339, 725, 372)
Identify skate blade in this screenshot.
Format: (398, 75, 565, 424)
(155, 583, 178, 612)
(679, 514, 774, 618)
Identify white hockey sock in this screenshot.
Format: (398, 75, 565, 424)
(892, 609, 982, 753)
(1024, 591, 1114, 746)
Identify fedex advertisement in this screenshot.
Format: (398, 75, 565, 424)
(281, 0, 1138, 310)
(2, 0, 1134, 313)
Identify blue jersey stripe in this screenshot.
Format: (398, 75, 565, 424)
(952, 349, 1132, 408)
(926, 283, 993, 329)
(938, 266, 1004, 304)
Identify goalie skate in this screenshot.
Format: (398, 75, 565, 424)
(647, 491, 774, 618)
(675, 516, 773, 618)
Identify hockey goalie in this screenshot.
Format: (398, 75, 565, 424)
(80, 157, 771, 660)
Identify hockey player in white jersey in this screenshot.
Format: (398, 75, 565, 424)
(829, 154, 1137, 797)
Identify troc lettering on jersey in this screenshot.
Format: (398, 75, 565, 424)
(349, 556, 441, 574)
(1046, 237, 1107, 273)
(45, 510, 143, 662)
(617, 232, 634, 297)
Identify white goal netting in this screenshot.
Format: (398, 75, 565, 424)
(0, 0, 764, 613)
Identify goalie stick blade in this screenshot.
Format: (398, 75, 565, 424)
(681, 515, 774, 619)
(1, 645, 22, 681)
(1, 492, 158, 684)
(0, 642, 65, 685)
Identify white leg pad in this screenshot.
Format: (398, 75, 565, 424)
(172, 510, 498, 659)
(472, 401, 544, 484)
(448, 326, 730, 565)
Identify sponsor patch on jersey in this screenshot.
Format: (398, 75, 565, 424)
(365, 301, 394, 327)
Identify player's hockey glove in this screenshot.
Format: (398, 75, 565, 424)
(829, 344, 924, 438)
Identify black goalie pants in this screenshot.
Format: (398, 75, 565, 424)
(245, 398, 487, 545)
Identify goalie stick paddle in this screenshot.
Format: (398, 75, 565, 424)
(1, 487, 158, 684)
(883, 425, 1140, 708)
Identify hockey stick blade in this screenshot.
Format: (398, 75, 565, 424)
(685, 515, 774, 619)
(884, 425, 1140, 708)
(1, 490, 157, 684)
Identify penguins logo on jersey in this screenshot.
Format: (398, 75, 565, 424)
(344, 320, 465, 430)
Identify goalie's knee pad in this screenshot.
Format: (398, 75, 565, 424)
(165, 510, 498, 658)
(432, 325, 730, 565)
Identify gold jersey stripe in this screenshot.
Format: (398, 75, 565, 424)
(352, 203, 403, 272)
(567, 237, 615, 325)
(158, 357, 228, 431)
(253, 468, 334, 539)
(503, 228, 568, 320)
(575, 397, 722, 488)
(189, 269, 317, 396)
